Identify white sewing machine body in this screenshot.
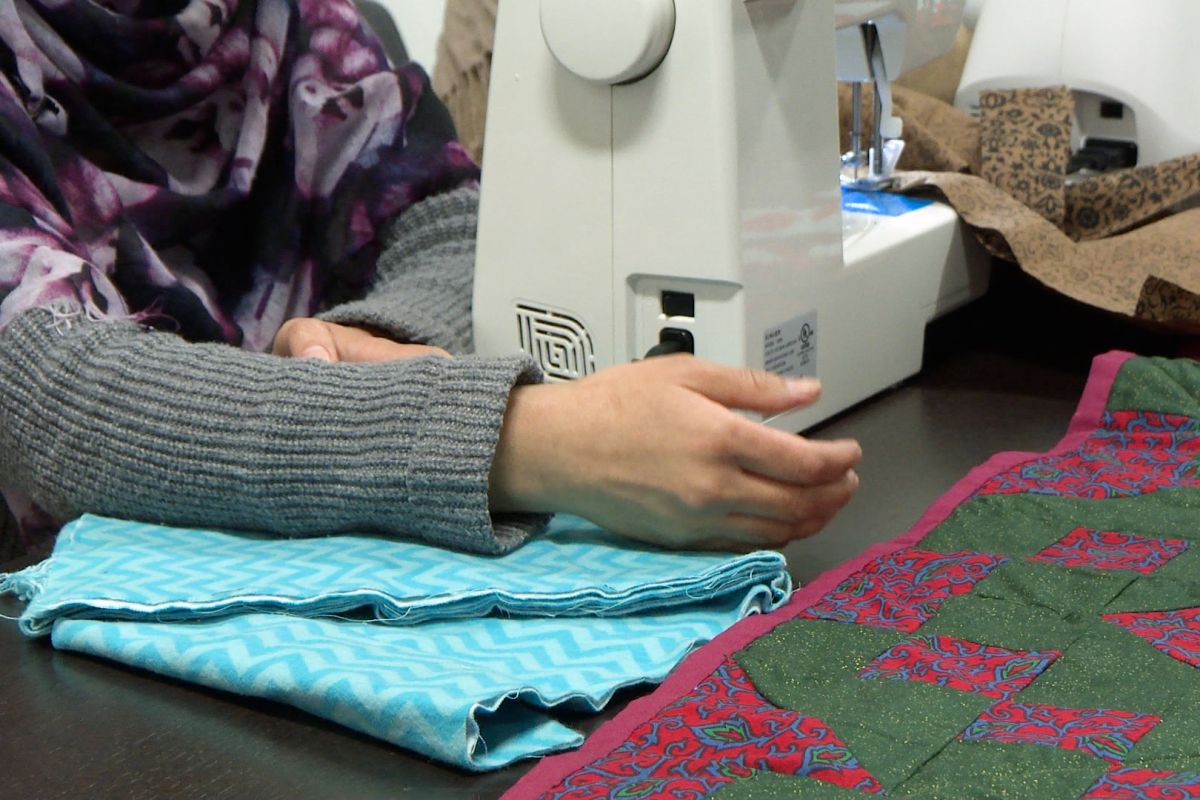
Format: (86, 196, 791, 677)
(474, 0, 987, 432)
(957, 0, 1200, 169)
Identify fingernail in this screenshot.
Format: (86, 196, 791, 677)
(300, 345, 333, 361)
(787, 378, 820, 396)
(847, 469, 860, 488)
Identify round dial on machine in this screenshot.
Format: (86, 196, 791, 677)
(539, 0, 676, 85)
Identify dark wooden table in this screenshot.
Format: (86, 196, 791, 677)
(0, 271, 1183, 800)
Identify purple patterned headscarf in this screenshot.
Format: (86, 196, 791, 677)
(0, 0, 478, 349)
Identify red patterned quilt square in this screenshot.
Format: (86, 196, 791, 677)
(858, 635, 1059, 699)
(1083, 767, 1200, 799)
(1029, 528, 1189, 574)
(959, 700, 1161, 765)
(799, 549, 1007, 632)
(541, 658, 882, 799)
(1103, 608, 1200, 669)
(977, 412, 1200, 499)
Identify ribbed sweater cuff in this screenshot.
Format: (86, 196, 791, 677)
(402, 354, 549, 553)
(0, 308, 545, 553)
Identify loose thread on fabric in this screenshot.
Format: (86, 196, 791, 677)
(41, 299, 156, 337)
(43, 300, 98, 335)
(0, 560, 52, 602)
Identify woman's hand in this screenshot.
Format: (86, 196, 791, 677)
(272, 318, 449, 362)
(490, 355, 861, 551)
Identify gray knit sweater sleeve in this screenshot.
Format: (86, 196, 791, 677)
(319, 185, 481, 351)
(0, 189, 546, 554)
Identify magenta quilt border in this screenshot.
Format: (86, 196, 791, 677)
(501, 350, 1135, 800)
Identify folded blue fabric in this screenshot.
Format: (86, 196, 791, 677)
(1, 514, 791, 770)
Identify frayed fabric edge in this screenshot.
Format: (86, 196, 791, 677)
(0, 559, 52, 603)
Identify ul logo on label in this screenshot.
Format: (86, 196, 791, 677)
(799, 323, 815, 348)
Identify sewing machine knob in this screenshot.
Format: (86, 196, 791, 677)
(540, 0, 676, 84)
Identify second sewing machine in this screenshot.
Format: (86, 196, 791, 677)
(472, 0, 987, 431)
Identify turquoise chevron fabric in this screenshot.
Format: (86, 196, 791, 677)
(1, 514, 790, 770)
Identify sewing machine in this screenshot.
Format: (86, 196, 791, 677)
(957, 0, 1200, 171)
(473, 0, 987, 431)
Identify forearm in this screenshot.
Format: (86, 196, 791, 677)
(0, 308, 544, 553)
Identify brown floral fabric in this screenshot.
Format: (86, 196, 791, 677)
(978, 87, 1073, 225)
(1138, 275, 1200, 328)
(880, 86, 1200, 331)
(1065, 156, 1200, 242)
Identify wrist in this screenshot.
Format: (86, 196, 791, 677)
(488, 382, 569, 513)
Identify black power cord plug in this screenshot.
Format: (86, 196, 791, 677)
(644, 328, 694, 358)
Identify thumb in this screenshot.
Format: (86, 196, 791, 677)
(272, 318, 338, 361)
(683, 362, 821, 415)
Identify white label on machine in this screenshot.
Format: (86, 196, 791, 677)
(763, 312, 817, 379)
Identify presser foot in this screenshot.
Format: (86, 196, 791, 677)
(839, 137, 905, 192)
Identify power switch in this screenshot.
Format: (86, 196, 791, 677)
(661, 290, 694, 318)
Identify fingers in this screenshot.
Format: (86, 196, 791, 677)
(728, 468, 859, 525)
(735, 424, 862, 485)
(272, 318, 450, 363)
(690, 497, 852, 551)
(669, 357, 860, 485)
(675, 357, 822, 415)
(662, 467, 858, 551)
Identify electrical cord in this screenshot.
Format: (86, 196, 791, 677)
(644, 339, 690, 358)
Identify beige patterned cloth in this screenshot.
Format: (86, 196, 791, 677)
(436, 5, 1200, 331)
(872, 86, 1200, 331)
(433, 0, 497, 164)
(978, 87, 1073, 226)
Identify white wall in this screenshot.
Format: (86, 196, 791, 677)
(374, 1, 449, 71)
